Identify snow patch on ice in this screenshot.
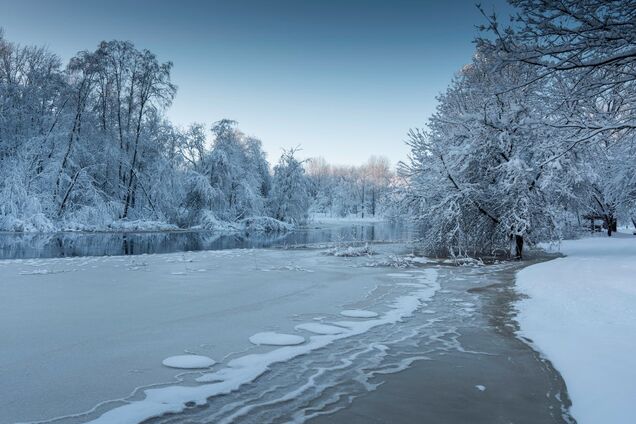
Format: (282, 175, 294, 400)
(162, 355, 216, 369)
(19, 269, 52, 275)
(248, 332, 305, 346)
(323, 244, 375, 257)
(339, 309, 379, 318)
(294, 323, 346, 335)
(260, 264, 314, 273)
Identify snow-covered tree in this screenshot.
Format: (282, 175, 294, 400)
(362, 156, 393, 217)
(203, 119, 266, 221)
(0, 32, 275, 231)
(269, 149, 311, 224)
(476, 0, 636, 236)
(403, 49, 575, 258)
(481, 0, 636, 114)
(244, 136, 272, 199)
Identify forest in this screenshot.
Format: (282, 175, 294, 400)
(0, 32, 395, 233)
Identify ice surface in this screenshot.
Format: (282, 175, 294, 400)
(0, 248, 387, 423)
(516, 236, 636, 424)
(162, 355, 216, 369)
(85, 269, 439, 424)
(0, 245, 438, 424)
(249, 332, 305, 346)
(340, 309, 379, 318)
(295, 323, 346, 335)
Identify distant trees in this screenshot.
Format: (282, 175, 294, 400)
(363, 156, 393, 217)
(306, 156, 395, 219)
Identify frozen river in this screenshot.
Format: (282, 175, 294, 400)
(0, 227, 573, 424)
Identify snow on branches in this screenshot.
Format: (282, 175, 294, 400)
(405, 0, 636, 257)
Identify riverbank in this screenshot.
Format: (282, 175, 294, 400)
(309, 255, 574, 424)
(0, 221, 407, 259)
(516, 234, 636, 424)
(0, 216, 293, 235)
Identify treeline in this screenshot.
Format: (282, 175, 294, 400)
(306, 156, 399, 219)
(0, 31, 394, 232)
(403, 0, 636, 257)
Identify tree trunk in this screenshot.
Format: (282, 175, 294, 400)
(371, 188, 376, 216)
(122, 95, 147, 218)
(606, 214, 616, 237)
(360, 182, 365, 218)
(57, 168, 82, 217)
(514, 235, 524, 259)
(55, 106, 82, 200)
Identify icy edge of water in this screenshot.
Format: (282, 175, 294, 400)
(76, 269, 439, 424)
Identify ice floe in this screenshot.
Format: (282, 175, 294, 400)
(249, 332, 305, 346)
(340, 309, 379, 318)
(162, 355, 216, 369)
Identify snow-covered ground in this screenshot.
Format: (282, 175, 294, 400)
(515, 235, 636, 424)
(0, 245, 438, 424)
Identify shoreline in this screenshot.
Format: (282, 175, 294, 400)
(0, 216, 394, 236)
(309, 256, 574, 424)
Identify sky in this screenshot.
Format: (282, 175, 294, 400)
(1, 0, 514, 166)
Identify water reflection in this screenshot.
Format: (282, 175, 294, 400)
(0, 222, 409, 259)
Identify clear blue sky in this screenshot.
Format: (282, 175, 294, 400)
(1, 0, 514, 166)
